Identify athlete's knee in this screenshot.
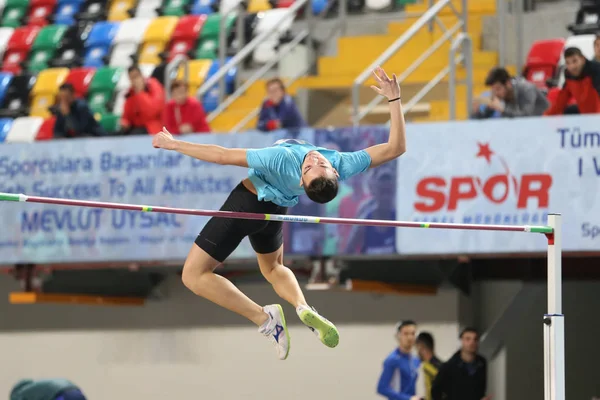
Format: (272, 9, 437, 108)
(181, 245, 219, 291)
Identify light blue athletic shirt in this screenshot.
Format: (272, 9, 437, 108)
(246, 139, 372, 207)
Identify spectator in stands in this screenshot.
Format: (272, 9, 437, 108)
(545, 47, 600, 115)
(164, 80, 211, 134)
(377, 320, 421, 400)
(431, 327, 490, 400)
(257, 78, 306, 132)
(51, 83, 104, 138)
(10, 378, 87, 400)
(594, 35, 600, 62)
(121, 65, 165, 135)
(473, 67, 548, 118)
(416, 332, 443, 400)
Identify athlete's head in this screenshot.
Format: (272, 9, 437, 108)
(564, 47, 587, 77)
(301, 151, 339, 204)
(395, 320, 417, 352)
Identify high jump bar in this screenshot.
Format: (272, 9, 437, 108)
(0, 192, 553, 234)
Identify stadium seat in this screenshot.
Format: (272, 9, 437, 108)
(201, 58, 236, 112)
(30, 67, 69, 117)
(252, 8, 292, 64)
(366, 0, 390, 11)
(0, 72, 35, 117)
(177, 58, 210, 95)
(6, 116, 44, 142)
(2, 26, 40, 74)
(87, 65, 121, 113)
(83, 21, 119, 67)
(27, 24, 67, 73)
(27, 0, 57, 26)
(0, 71, 12, 104)
(161, 0, 190, 16)
(168, 14, 205, 61)
(1, 0, 29, 28)
(64, 66, 94, 96)
(219, 0, 243, 13)
(0, 26, 14, 58)
(276, 0, 294, 7)
(200, 12, 234, 39)
(134, 0, 160, 18)
(53, 0, 84, 25)
(348, 0, 366, 12)
(35, 115, 54, 139)
(49, 21, 88, 67)
(97, 112, 119, 133)
(108, 17, 150, 67)
(523, 38, 565, 89)
(0, 0, 5, 15)
(139, 62, 154, 76)
(0, 117, 13, 142)
(76, 0, 106, 22)
(247, 0, 272, 12)
(190, 0, 216, 15)
(194, 36, 217, 59)
(138, 16, 178, 64)
(108, 0, 136, 21)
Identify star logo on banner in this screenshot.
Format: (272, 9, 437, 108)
(476, 142, 494, 164)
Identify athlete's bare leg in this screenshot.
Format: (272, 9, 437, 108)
(256, 244, 308, 308)
(181, 244, 268, 326)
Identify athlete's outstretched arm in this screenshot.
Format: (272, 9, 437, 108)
(152, 127, 248, 167)
(364, 66, 406, 168)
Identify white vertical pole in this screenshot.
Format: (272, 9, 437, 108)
(544, 214, 565, 400)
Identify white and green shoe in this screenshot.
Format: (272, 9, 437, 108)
(297, 305, 339, 348)
(260, 304, 291, 360)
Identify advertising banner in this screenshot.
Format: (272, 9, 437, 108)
(396, 115, 600, 255)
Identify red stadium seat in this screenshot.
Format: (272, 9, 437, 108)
(27, 0, 58, 27)
(277, 0, 295, 7)
(64, 67, 96, 98)
(2, 26, 40, 74)
(168, 15, 207, 61)
(36, 116, 55, 140)
(523, 38, 565, 89)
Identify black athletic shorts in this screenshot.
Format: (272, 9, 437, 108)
(195, 181, 288, 262)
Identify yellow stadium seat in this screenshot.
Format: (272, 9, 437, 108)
(31, 68, 69, 96)
(30, 94, 56, 118)
(247, 0, 272, 12)
(177, 59, 211, 96)
(143, 16, 179, 43)
(108, 0, 137, 21)
(138, 42, 166, 65)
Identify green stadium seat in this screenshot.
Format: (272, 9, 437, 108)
(87, 66, 122, 113)
(27, 25, 67, 73)
(96, 112, 120, 133)
(1, 0, 30, 28)
(194, 37, 217, 59)
(161, 0, 190, 16)
(198, 13, 235, 40)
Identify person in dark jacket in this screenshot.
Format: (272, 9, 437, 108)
(257, 78, 306, 132)
(51, 83, 105, 138)
(545, 47, 600, 115)
(10, 378, 86, 400)
(431, 327, 490, 400)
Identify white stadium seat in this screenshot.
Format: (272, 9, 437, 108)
(252, 9, 293, 64)
(113, 18, 152, 45)
(6, 117, 44, 143)
(366, 0, 392, 11)
(134, 0, 161, 18)
(0, 27, 14, 59)
(109, 43, 138, 68)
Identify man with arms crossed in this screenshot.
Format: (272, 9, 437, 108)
(151, 66, 406, 360)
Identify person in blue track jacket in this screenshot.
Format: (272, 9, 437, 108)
(377, 320, 422, 400)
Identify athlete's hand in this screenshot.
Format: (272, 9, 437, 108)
(152, 127, 177, 150)
(370, 66, 400, 100)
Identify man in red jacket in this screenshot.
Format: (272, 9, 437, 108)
(164, 80, 211, 134)
(545, 47, 600, 115)
(121, 65, 165, 135)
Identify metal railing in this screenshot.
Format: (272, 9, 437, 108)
(199, 0, 349, 131)
(352, 0, 468, 126)
(164, 54, 189, 100)
(448, 33, 473, 120)
(196, 0, 310, 100)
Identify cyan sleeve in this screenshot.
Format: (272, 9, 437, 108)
(377, 359, 410, 400)
(246, 146, 286, 173)
(338, 150, 372, 180)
